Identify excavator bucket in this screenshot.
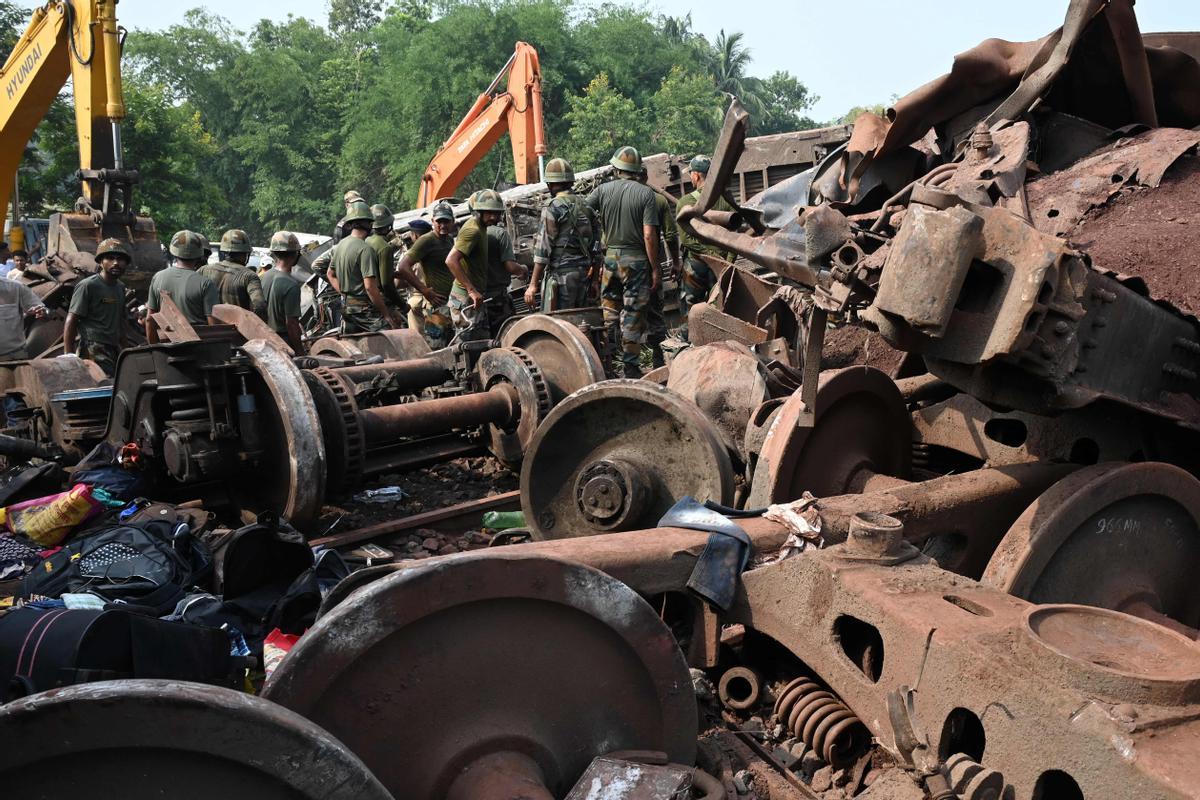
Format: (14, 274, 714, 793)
(46, 210, 165, 295)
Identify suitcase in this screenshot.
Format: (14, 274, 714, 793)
(0, 606, 237, 701)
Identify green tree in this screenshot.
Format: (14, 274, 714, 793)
(649, 66, 721, 154)
(712, 29, 763, 115)
(757, 71, 820, 134)
(563, 73, 647, 168)
(833, 102, 890, 126)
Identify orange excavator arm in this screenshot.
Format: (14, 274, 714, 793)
(418, 42, 547, 207)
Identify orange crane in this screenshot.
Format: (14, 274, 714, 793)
(417, 42, 547, 207)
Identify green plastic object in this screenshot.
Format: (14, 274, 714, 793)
(482, 510, 526, 530)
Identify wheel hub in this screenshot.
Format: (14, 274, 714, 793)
(575, 458, 650, 528)
(521, 380, 735, 539)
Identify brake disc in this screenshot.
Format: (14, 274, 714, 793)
(241, 340, 326, 530)
(476, 345, 551, 466)
(521, 380, 735, 539)
(499, 314, 606, 405)
(263, 551, 697, 799)
(0, 680, 391, 800)
(747, 366, 911, 507)
(982, 462, 1200, 629)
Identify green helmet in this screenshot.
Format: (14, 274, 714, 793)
(544, 157, 574, 184)
(269, 231, 301, 253)
(371, 204, 393, 228)
(344, 200, 374, 225)
(219, 228, 252, 254)
(168, 230, 206, 260)
(473, 189, 505, 213)
(465, 191, 479, 211)
(610, 145, 642, 174)
(688, 155, 712, 175)
(431, 201, 455, 222)
(95, 238, 132, 262)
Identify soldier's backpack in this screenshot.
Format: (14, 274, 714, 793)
(19, 517, 212, 616)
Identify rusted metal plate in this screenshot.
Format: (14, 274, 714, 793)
(264, 552, 697, 799)
(210, 303, 294, 354)
(666, 343, 770, 461)
(521, 380, 735, 539)
(982, 462, 1200, 629)
(0, 680, 392, 800)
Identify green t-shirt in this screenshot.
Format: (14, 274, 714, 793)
(261, 268, 302, 335)
(677, 189, 735, 261)
(331, 236, 379, 300)
(585, 176, 658, 254)
(450, 217, 489, 297)
(366, 233, 400, 304)
(68, 273, 126, 348)
(485, 224, 515, 293)
(405, 231, 455, 297)
(147, 267, 218, 325)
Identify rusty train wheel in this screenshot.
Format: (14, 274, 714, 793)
(982, 462, 1200, 630)
(499, 314, 606, 406)
(0, 680, 392, 800)
(476, 345, 551, 466)
(520, 380, 735, 539)
(241, 340, 326, 530)
(263, 552, 697, 799)
(747, 366, 911, 507)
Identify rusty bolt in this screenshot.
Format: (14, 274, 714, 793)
(848, 512, 905, 558)
(970, 123, 993, 156)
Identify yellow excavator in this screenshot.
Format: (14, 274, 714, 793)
(0, 0, 162, 290)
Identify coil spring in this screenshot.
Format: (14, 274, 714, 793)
(773, 677, 869, 768)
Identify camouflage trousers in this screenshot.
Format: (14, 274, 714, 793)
(485, 289, 515, 337)
(646, 280, 668, 369)
(540, 265, 590, 313)
(341, 298, 387, 334)
(679, 256, 716, 340)
(79, 338, 120, 377)
(600, 252, 650, 374)
(448, 291, 491, 343)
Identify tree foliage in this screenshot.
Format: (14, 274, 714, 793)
(5, 0, 826, 242)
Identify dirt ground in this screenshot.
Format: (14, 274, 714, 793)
(822, 324, 906, 375)
(312, 456, 519, 557)
(1070, 156, 1200, 314)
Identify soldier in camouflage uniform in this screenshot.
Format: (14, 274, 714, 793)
(676, 155, 735, 340)
(63, 238, 131, 376)
(200, 229, 266, 317)
(146, 231, 220, 342)
(262, 231, 306, 354)
(586, 146, 660, 378)
(637, 166, 679, 369)
(327, 201, 405, 333)
(397, 203, 454, 347)
(366, 204, 405, 318)
(446, 189, 504, 341)
(527, 157, 599, 313)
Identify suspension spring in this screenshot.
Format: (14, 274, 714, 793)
(773, 677, 869, 768)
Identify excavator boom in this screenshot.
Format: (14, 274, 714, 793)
(0, 1, 162, 289)
(418, 41, 547, 206)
